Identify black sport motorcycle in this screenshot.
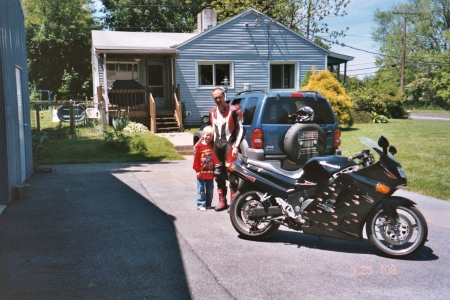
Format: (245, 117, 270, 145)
(227, 136, 428, 258)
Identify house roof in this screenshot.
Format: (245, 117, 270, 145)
(175, 8, 329, 53)
(91, 8, 354, 63)
(328, 52, 354, 64)
(91, 30, 197, 54)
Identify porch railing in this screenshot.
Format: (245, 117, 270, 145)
(149, 93, 156, 133)
(108, 89, 146, 111)
(174, 92, 183, 132)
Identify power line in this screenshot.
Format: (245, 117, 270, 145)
(347, 66, 380, 72)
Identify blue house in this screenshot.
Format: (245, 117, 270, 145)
(0, 0, 33, 207)
(91, 6, 352, 131)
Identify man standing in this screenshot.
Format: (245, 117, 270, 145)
(209, 87, 243, 211)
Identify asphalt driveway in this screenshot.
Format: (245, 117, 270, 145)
(1, 160, 449, 300)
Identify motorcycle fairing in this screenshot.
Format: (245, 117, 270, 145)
(302, 156, 357, 183)
(302, 172, 386, 242)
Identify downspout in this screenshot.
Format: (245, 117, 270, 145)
(103, 53, 109, 125)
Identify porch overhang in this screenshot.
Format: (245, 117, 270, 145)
(327, 52, 354, 84)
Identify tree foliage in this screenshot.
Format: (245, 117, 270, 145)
(25, 0, 97, 100)
(101, 0, 205, 32)
(301, 67, 353, 127)
(372, 0, 450, 109)
(211, 0, 350, 43)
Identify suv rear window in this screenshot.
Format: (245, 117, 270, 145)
(261, 97, 335, 124)
(242, 97, 258, 125)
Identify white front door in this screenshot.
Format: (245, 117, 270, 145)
(148, 63, 165, 109)
(15, 67, 26, 182)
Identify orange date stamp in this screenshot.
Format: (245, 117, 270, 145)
(350, 265, 397, 275)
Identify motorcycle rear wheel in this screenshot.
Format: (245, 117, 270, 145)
(229, 190, 280, 241)
(366, 205, 428, 258)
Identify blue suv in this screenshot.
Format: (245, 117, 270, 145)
(194, 90, 341, 170)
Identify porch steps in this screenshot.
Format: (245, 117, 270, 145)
(155, 109, 180, 133)
(174, 145, 194, 156)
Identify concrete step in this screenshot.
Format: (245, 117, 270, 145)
(175, 145, 194, 155)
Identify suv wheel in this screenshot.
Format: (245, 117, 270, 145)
(283, 123, 327, 165)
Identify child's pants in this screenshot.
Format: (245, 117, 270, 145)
(197, 179, 214, 208)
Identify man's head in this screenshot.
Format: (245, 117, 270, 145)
(212, 87, 226, 106)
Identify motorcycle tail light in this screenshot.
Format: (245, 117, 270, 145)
(228, 164, 235, 172)
(252, 128, 263, 149)
(375, 183, 390, 194)
(334, 129, 341, 148)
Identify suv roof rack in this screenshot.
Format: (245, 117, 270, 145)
(235, 90, 268, 96)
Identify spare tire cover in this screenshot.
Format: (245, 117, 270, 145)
(283, 123, 327, 165)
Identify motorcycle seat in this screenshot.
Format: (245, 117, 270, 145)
(246, 158, 304, 179)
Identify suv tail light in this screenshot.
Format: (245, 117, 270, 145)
(252, 128, 263, 148)
(334, 129, 341, 148)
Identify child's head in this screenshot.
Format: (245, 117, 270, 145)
(202, 126, 214, 142)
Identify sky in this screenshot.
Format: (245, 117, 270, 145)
(324, 0, 406, 78)
(93, 0, 406, 78)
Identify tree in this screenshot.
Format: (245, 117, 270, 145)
(372, 0, 450, 108)
(211, 0, 350, 44)
(25, 0, 98, 99)
(301, 67, 353, 127)
(101, 0, 205, 32)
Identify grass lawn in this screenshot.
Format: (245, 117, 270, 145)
(34, 128, 185, 165)
(34, 119, 449, 201)
(339, 119, 450, 201)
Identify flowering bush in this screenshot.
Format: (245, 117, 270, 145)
(123, 121, 150, 133)
(301, 67, 353, 127)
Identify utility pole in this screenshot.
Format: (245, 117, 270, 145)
(393, 11, 416, 93)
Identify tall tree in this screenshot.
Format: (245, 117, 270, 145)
(25, 0, 98, 99)
(211, 0, 350, 44)
(101, 0, 205, 32)
(372, 0, 450, 107)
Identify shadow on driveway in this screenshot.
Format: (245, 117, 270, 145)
(0, 166, 190, 299)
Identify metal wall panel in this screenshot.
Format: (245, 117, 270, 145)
(0, 0, 33, 204)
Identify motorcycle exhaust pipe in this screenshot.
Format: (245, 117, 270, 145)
(247, 207, 283, 218)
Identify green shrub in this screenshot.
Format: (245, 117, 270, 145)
(32, 132, 51, 159)
(350, 88, 407, 119)
(301, 70, 312, 88)
(123, 121, 150, 133)
(301, 67, 354, 127)
(371, 112, 388, 123)
(103, 117, 147, 153)
(350, 110, 372, 124)
(112, 116, 130, 132)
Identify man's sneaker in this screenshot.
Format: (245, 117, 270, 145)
(198, 207, 206, 211)
(214, 200, 227, 211)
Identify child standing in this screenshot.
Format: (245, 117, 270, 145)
(193, 126, 215, 211)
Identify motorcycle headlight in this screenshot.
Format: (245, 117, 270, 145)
(397, 167, 406, 178)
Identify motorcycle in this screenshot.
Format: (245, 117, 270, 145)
(227, 136, 428, 258)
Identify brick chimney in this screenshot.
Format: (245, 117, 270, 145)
(197, 4, 217, 33)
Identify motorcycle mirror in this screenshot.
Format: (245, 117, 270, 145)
(389, 145, 397, 155)
(378, 136, 389, 155)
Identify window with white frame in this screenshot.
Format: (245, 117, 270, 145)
(197, 62, 232, 87)
(270, 63, 296, 89)
(106, 62, 139, 87)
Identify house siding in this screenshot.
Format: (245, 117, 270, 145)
(176, 10, 328, 126)
(0, 0, 33, 204)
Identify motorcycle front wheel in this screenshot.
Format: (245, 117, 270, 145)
(366, 205, 428, 258)
(229, 189, 280, 241)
